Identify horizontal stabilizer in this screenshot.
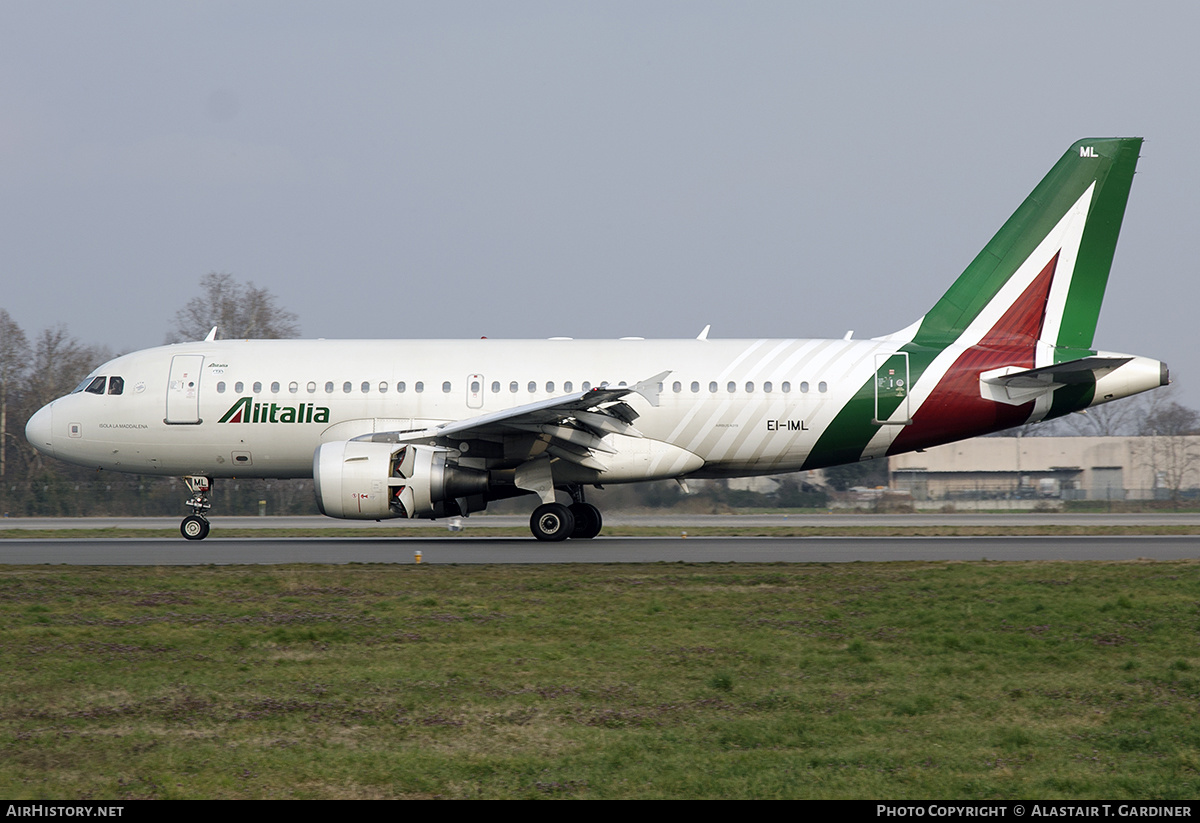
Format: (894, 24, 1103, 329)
(980, 356, 1132, 405)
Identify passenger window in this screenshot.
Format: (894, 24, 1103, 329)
(343, 382, 352, 393)
(108, 376, 124, 395)
(819, 381, 828, 393)
(379, 382, 388, 393)
(510, 382, 518, 393)
(442, 381, 452, 393)
(289, 382, 298, 394)
(709, 382, 718, 393)
(85, 376, 106, 394)
(397, 382, 406, 393)
(782, 382, 791, 393)
(361, 382, 370, 393)
(216, 381, 226, 393)
(546, 381, 554, 393)
(307, 382, 317, 393)
(745, 382, 754, 393)
(491, 381, 500, 393)
(528, 381, 536, 392)
(235, 382, 244, 393)
(565, 381, 573, 392)
(672, 381, 681, 393)
(325, 382, 334, 393)
(415, 382, 424, 393)
(727, 382, 736, 393)
(471, 380, 480, 393)
(253, 381, 263, 393)
(582, 382, 591, 391)
(763, 381, 773, 393)
(691, 381, 700, 393)
(271, 382, 280, 393)
(800, 381, 809, 393)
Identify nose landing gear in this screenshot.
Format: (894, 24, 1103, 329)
(180, 475, 212, 540)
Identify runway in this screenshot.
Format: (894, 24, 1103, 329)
(6, 513, 1200, 530)
(1, 534, 1197, 565)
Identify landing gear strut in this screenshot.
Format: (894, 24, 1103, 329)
(181, 475, 212, 540)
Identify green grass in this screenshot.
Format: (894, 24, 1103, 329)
(2, 560, 1199, 798)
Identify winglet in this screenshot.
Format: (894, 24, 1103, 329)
(631, 371, 672, 407)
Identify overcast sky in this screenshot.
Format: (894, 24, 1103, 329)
(3, 1, 1197, 407)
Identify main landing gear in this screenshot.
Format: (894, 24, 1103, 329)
(180, 475, 212, 540)
(529, 485, 603, 542)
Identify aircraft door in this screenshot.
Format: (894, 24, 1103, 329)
(466, 374, 484, 409)
(166, 354, 205, 424)
(873, 352, 911, 425)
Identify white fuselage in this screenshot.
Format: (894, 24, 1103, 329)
(28, 336, 915, 482)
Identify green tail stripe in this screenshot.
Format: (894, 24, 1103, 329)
(803, 348, 941, 470)
(1054, 140, 1140, 352)
(915, 138, 1140, 348)
(803, 138, 1141, 470)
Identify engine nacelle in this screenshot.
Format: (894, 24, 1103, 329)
(313, 441, 488, 520)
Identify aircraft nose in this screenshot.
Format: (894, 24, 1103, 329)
(25, 403, 55, 459)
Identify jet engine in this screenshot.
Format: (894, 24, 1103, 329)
(313, 441, 488, 520)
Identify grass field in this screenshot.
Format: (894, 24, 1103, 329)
(2, 559, 1199, 799)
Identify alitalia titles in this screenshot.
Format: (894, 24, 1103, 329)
(218, 397, 330, 424)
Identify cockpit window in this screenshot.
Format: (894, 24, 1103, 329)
(84, 376, 107, 395)
(108, 376, 124, 395)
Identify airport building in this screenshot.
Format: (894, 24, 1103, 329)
(888, 436, 1200, 505)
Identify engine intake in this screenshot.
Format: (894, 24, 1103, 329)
(313, 441, 488, 519)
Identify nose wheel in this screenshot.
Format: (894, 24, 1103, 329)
(181, 514, 210, 541)
(181, 475, 213, 541)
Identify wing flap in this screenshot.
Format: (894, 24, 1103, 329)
(353, 371, 671, 470)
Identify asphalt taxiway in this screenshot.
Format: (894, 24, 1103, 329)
(6, 513, 1200, 531)
(1, 534, 1197, 565)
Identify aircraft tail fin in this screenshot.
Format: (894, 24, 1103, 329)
(911, 138, 1142, 355)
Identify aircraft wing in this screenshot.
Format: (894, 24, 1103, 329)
(353, 371, 671, 470)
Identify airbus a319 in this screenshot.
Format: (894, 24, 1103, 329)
(26, 138, 1167, 541)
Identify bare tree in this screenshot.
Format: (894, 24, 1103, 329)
(1139, 399, 1200, 438)
(170, 273, 300, 342)
(18, 326, 109, 473)
(1057, 395, 1143, 437)
(1132, 390, 1200, 507)
(25, 326, 110, 408)
(0, 310, 30, 478)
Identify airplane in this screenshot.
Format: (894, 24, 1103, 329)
(25, 137, 1168, 542)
